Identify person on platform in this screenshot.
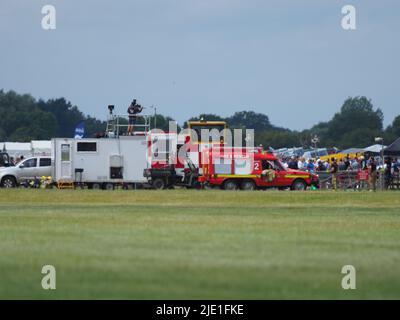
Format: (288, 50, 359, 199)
(127, 99, 143, 135)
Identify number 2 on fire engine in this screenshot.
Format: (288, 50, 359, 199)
(254, 162, 260, 171)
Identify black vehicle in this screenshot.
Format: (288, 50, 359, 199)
(144, 159, 200, 190)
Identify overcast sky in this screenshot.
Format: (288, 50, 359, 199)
(0, 0, 399, 129)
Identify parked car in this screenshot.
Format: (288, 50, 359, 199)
(0, 157, 52, 188)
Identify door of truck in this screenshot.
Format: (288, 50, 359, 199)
(256, 159, 287, 187)
(18, 158, 39, 180)
(55, 140, 73, 180)
(37, 157, 52, 177)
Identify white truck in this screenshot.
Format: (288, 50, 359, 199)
(51, 136, 149, 189)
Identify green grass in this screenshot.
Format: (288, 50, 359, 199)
(0, 189, 400, 299)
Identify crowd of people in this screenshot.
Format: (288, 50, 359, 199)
(280, 155, 400, 191)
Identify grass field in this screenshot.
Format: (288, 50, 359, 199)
(0, 189, 399, 300)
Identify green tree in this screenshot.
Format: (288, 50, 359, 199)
(85, 116, 107, 137)
(391, 115, 400, 136)
(384, 115, 400, 143)
(0, 90, 57, 141)
(256, 130, 300, 149)
(38, 98, 85, 137)
(151, 114, 178, 132)
(324, 97, 384, 148)
(227, 111, 273, 131)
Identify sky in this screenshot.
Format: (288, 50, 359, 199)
(0, 0, 399, 130)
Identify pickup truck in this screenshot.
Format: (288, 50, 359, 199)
(0, 156, 52, 188)
(198, 148, 319, 190)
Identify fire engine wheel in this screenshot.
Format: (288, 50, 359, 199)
(202, 182, 212, 190)
(152, 178, 166, 190)
(192, 181, 202, 190)
(291, 179, 307, 191)
(223, 180, 238, 191)
(1, 176, 17, 188)
(240, 179, 256, 191)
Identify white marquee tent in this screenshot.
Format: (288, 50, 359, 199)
(31, 140, 51, 156)
(0, 142, 31, 158)
(0, 140, 51, 159)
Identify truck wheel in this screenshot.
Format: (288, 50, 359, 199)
(241, 179, 256, 191)
(105, 183, 114, 190)
(192, 181, 202, 189)
(152, 178, 165, 190)
(291, 179, 307, 191)
(92, 183, 101, 190)
(223, 180, 238, 191)
(1, 176, 17, 188)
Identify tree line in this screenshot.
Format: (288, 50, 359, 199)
(0, 90, 399, 149)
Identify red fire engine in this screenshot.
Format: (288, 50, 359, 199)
(145, 120, 227, 189)
(198, 147, 319, 190)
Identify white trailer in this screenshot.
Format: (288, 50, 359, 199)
(52, 136, 149, 189)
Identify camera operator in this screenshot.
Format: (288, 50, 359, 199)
(127, 99, 143, 135)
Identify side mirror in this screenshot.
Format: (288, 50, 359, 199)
(19, 164, 25, 168)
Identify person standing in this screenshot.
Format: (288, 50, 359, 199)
(351, 157, 360, 170)
(393, 158, 399, 188)
(127, 99, 143, 135)
(344, 156, 351, 170)
(330, 158, 338, 190)
(360, 155, 366, 170)
(297, 157, 305, 170)
(307, 159, 315, 173)
(384, 157, 392, 189)
(393, 158, 399, 174)
(317, 160, 326, 172)
(288, 157, 298, 170)
(368, 157, 377, 192)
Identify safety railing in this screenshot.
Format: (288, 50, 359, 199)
(316, 170, 384, 190)
(106, 114, 152, 138)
